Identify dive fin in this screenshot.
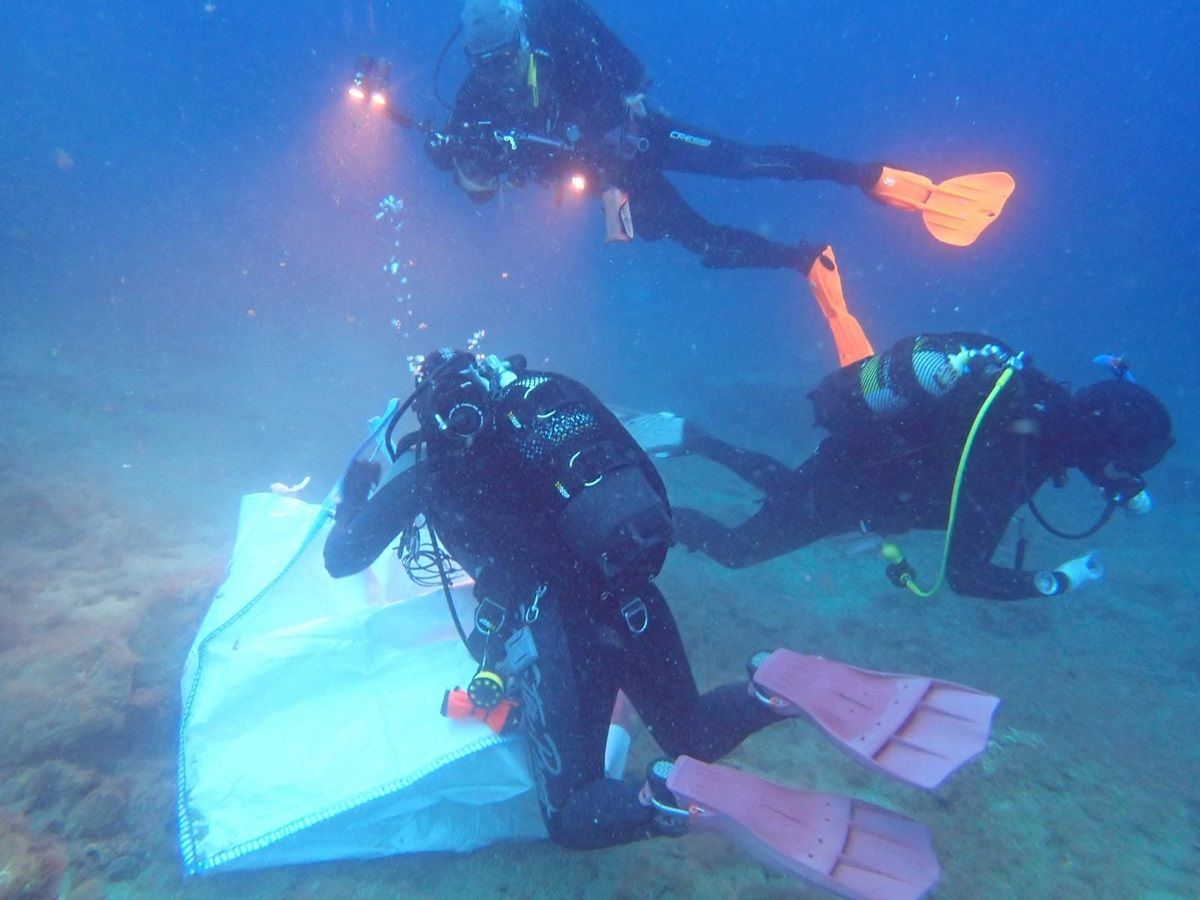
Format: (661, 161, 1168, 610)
(807, 246, 875, 367)
(602, 187, 634, 242)
(751, 649, 999, 790)
(871, 167, 1015, 247)
(665, 756, 941, 900)
(622, 411, 687, 458)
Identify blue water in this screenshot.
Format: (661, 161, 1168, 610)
(1, 2, 1197, 897)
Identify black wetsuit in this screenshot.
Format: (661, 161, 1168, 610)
(324, 369, 775, 849)
(437, 0, 879, 272)
(674, 334, 1075, 600)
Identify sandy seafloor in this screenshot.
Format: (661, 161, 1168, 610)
(1, 314, 1197, 900)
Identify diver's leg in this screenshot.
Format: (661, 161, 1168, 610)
(517, 582, 660, 849)
(619, 585, 775, 760)
(686, 425, 796, 495)
(672, 504, 809, 568)
(673, 455, 846, 568)
(643, 113, 880, 188)
(630, 170, 823, 271)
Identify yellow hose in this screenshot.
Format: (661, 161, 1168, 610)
(887, 365, 1015, 597)
(527, 54, 540, 108)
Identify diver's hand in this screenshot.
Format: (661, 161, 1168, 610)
(1125, 489, 1153, 515)
(623, 93, 648, 119)
(1035, 552, 1105, 596)
(337, 460, 381, 520)
(425, 133, 456, 170)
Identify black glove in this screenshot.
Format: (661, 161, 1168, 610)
(336, 460, 381, 521)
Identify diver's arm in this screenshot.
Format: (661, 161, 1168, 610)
(445, 72, 490, 131)
(942, 363, 1072, 600)
(429, 76, 496, 161)
(945, 496, 1041, 600)
(323, 463, 426, 578)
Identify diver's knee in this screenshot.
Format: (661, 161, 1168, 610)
(709, 544, 759, 569)
(944, 564, 976, 596)
(543, 812, 636, 851)
(544, 816, 587, 849)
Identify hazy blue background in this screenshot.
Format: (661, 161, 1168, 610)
(5, 2, 1196, 442)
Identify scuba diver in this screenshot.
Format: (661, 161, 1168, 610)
(404, 0, 1015, 366)
(627, 333, 1175, 600)
(323, 348, 1000, 897)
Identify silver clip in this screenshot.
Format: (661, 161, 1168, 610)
(526, 583, 547, 623)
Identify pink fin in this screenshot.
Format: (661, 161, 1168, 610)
(752, 650, 1000, 789)
(667, 756, 940, 900)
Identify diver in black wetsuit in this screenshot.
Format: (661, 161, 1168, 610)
(630, 333, 1174, 600)
(323, 349, 778, 849)
(427, 0, 884, 274)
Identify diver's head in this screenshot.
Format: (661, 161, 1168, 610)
(461, 0, 528, 81)
(414, 348, 492, 448)
(1067, 379, 1173, 502)
(413, 349, 525, 449)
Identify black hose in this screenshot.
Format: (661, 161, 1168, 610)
(385, 352, 468, 460)
(1027, 494, 1116, 540)
(432, 24, 463, 111)
(384, 390, 422, 461)
(428, 518, 471, 648)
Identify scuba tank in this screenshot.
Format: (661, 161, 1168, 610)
(493, 373, 673, 587)
(808, 333, 1020, 436)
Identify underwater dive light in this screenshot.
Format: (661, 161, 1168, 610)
(348, 56, 394, 110)
(348, 55, 374, 102)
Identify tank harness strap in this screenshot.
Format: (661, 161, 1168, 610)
(503, 375, 568, 428)
(605, 590, 649, 634)
(552, 440, 635, 505)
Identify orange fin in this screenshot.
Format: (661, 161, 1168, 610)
(806, 246, 874, 367)
(872, 167, 1015, 247)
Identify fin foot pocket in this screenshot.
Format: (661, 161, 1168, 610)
(871, 167, 1015, 246)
